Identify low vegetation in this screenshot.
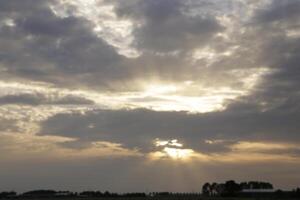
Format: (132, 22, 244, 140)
(0, 180, 300, 200)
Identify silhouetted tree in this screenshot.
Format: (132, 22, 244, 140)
(222, 180, 241, 197)
(202, 182, 211, 196)
(0, 191, 17, 199)
(216, 183, 225, 195)
(240, 181, 273, 190)
(211, 182, 218, 196)
(22, 190, 57, 198)
(79, 191, 103, 197)
(202, 180, 274, 197)
(104, 191, 111, 197)
(123, 193, 146, 197)
(240, 182, 249, 190)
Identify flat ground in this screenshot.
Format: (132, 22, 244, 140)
(3, 197, 299, 200)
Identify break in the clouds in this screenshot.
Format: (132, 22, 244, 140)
(0, 0, 300, 192)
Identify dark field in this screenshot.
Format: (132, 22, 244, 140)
(2, 197, 300, 200)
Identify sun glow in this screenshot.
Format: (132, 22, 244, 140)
(131, 82, 247, 113)
(155, 139, 183, 147)
(144, 84, 178, 96)
(163, 147, 194, 160)
(151, 139, 195, 160)
(0, 79, 264, 114)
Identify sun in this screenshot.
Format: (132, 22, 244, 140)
(151, 139, 195, 160)
(163, 147, 194, 160)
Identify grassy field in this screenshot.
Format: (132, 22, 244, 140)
(2, 197, 300, 200)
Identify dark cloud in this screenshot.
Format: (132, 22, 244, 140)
(18, 10, 86, 37)
(240, 0, 300, 114)
(0, 0, 203, 90)
(0, 0, 237, 91)
(0, 0, 50, 13)
(0, 93, 94, 106)
(115, 0, 224, 52)
(0, 0, 130, 89)
(255, 0, 300, 24)
(40, 102, 300, 154)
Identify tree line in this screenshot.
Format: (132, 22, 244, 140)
(202, 180, 300, 198)
(202, 180, 274, 197)
(0, 191, 202, 199)
(0, 181, 300, 199)
(0, 190, 146, 199)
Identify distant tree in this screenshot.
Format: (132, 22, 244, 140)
(239, 181, 273, 191)
(263, 182, 273, 189)
(216, 183, 225, 195)
(211, 182, 218, 196)
(154, 192, 170, 197)
(202, 182, 211, 196)
(294, 188, 300, 198)
(223, 180, 241, 197)
(0, 191, 17, 198)
(79, 191, 103, 197)
(124, 193, 146, 197)
(22, 190, 56, 197)
(104, 191, 110, 197)
(240, 182, 249, 190)
(275, 189, 284, 198)
(201, 180, 274, 197)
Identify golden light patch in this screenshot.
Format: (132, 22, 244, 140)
(230, 141, 300, 152)
(151, 139, 196, 160)
(163, 147, 194, 160)
(155, 139, 183, 147)
(144, 84, 178, 96)
(0, 80, 260, 113)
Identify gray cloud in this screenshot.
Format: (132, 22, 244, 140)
(0, 93, 94, 106)
(0, 0, 252, 92)
(0, 0, 130, 89)
(240, 0, 300, 114)
(115, 0, 224, 52)
(255, 0, 300, 24)
(40, 102, 300, 154)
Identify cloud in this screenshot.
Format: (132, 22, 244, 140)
(0, 93, 94, 106)
(0, 0, 129, 89)
(0, 118, 19, 132)
(255, 0, 300, 24)
(229, 141, 300, 156)
(0, 0, 266, 96)
(39, 105, 300, 155)
(115, 0, 224, 53)
(0, 133, 141, 162)
(232, 0, 300, 116)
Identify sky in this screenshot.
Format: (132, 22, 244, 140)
(0, 0, 300, 193)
